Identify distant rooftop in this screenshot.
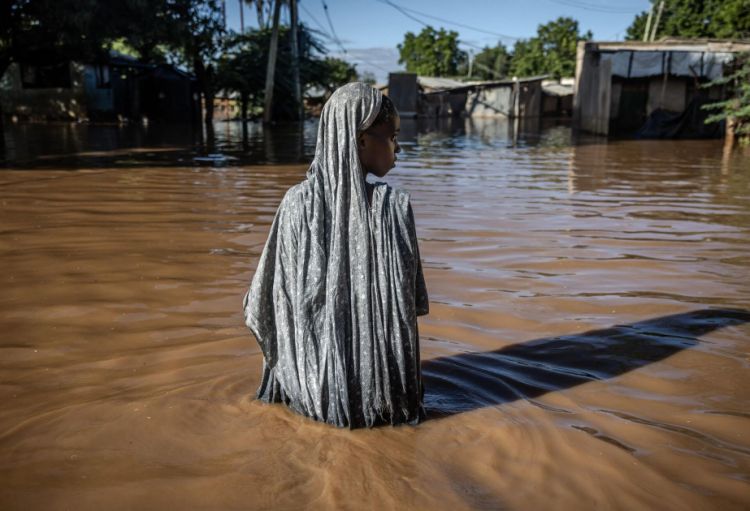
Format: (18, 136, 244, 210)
(584, 38, 750, 53)
(417, 74, 549, 94)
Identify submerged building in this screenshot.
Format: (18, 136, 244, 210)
(388, 72, 553, 119)
(0, 51, 200, 123)
(573, 39, 750, 137)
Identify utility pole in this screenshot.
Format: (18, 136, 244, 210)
(512, 76, 520, 147)
(239, 0, 245, 32)
(467, 50, 473, 78)
(263, 0, 282, 123)
(642, 1, 655, 42)
(290, 0, 303, 121)
(650, 0, 665, 42)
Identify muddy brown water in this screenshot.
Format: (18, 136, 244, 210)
(1, 120, 749, 510)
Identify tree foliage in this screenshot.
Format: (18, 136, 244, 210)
(509, 17, 592, 79)
(626, 0, 750, 41)
(397, 26, 467, 76)
(702, 52, 750, 143)
(471, 43, 511, 80)
(1, 0, 227, 123)
(167, 0, 226, 124)
(1, 0, 365, 123)
(1, 0, 110, 79)
(217, 24, 356, 120)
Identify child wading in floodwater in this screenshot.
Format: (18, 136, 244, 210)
(242, 82, 429, 429)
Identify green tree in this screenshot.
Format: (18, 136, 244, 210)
(217, 24, 356, 120)
(626, 0, 750, 41)
(509, 17, 592, 79)
(105, 0, 178, 64)
(359, 70, 377, 86)
(167, 0, 225, 125)
(625, 11, 650, 41)
(0, 0, 226, 124)
(471, 43, 511, 80)
(313, 57, 358, 94)
(508, 38, 545, 78)
(1, 0, 111, 82)
(397, 26, 467, 77)
(702, 52, 750, 145)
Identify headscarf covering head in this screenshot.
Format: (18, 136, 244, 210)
(307, 82, 383, 204)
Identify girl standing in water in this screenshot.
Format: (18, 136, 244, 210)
(242, 82, 429, 429)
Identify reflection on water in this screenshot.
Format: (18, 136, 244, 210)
(1, 118, 750, 510)
(0, 117, 576, 168)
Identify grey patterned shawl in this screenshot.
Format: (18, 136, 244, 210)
(243, 82, 428, 428)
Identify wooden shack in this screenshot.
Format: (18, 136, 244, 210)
(573, 39, 750, 137)
(542, 78, 574, 117)
(387, 72, 546, 119)
(1, 51, 200, 123)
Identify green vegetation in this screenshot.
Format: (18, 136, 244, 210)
(471, 44, 511, 80)
(2, 0, 362, 123)
(509, 17, 591, 79)
(217, 25, 356, 120)
(397, 17, 591, 81)
(702, 52, 750, 145)
(397, 26, 466, 76)
(626, 0, 750, 41)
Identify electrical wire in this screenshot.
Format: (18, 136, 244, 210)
(320, 0, 347, 54)
(375, 0, 520, 41)
(544, 0, 639, 14)
(299, 3, 333, 38)
(310, 0, 390, 73)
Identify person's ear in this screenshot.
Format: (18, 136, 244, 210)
(358, 131, 368, 149)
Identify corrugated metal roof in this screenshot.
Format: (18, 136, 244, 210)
(588, 39, 750, 53)
(417, 76, 467, 91)
(542, 83, 573, 97)
(465, 75, 550, 86)
(419, 74, 550, 96)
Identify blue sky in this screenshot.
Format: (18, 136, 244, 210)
(224, 0, 652, 83)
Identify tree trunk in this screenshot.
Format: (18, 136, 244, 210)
(290, 0, 303, 121)
(194, 57, 216, 126)
(204, 89, 215, 126)
(0, 57, 10, 123)
(241, 92, 248, 120)
(263, 0, 282, 124)
(725, 115, 737, 152)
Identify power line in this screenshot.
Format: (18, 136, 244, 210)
(545, 0, 639, 14)
(375, 0, 430, 28)
(299, 3, 338, 44)
(375, 0, 520, 41)
(372, 1, 508, 53)
(299, 3, 332, 38)
(302, 2, 392, 75)
(320, 0, 347, 54)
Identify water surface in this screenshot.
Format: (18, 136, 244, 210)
(1, 119, 749, 510)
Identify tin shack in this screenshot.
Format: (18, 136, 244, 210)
(573, 39, 750, 137)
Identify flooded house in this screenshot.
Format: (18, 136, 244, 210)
(388, 72, 547, 119)
(542, 78, 574, 117)
(572, 39, 750, 137)
(0, 51, 200, 123)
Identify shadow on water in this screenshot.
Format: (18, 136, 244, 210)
(421, 308, 750, 420)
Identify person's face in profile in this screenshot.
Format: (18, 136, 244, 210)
(358, 113, 401, 178)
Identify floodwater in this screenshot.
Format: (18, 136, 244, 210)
(1, 118, 749, 510)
